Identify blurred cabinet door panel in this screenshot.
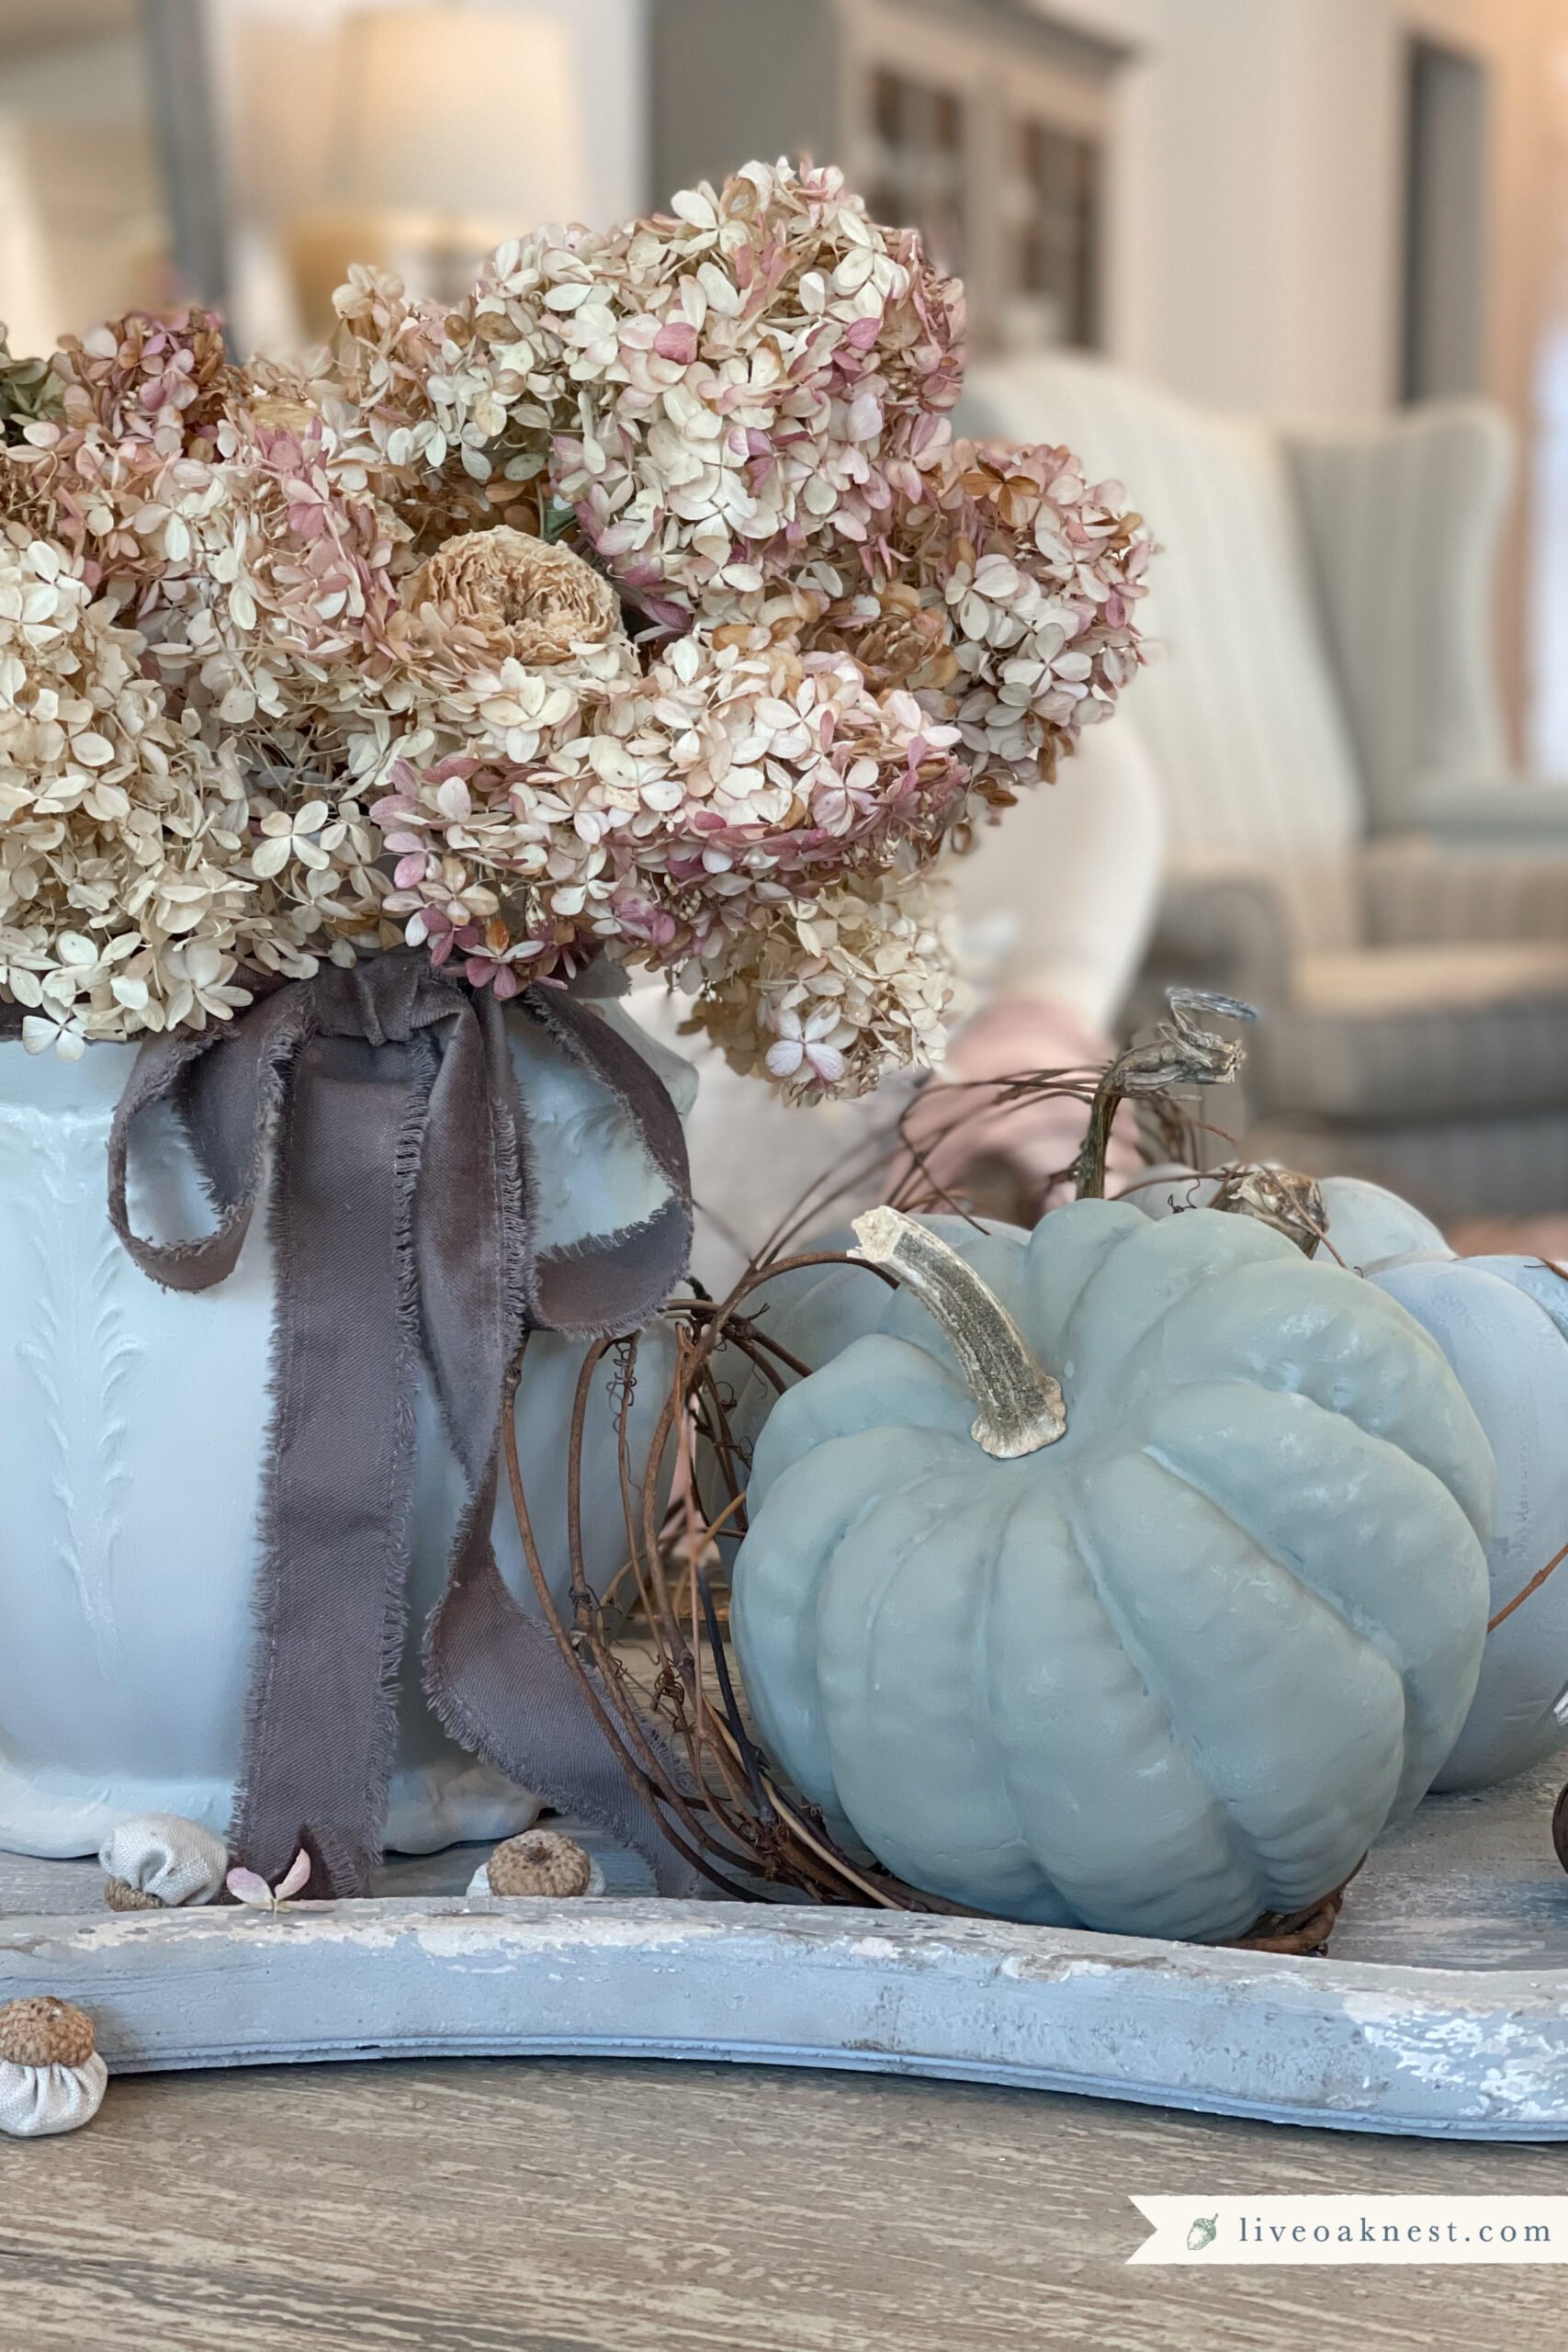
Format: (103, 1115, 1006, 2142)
(651, 0, 1123, 356)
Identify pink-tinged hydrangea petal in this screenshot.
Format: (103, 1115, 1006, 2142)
(225, 1867, 275, 1907)
(274, 1849, 312, 1902)
(653, 321, 700, 364)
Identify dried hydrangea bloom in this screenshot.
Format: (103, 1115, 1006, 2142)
(138, 408, 406, 742)
(51, 305, 237, 457)
(0, 168, 1151, 1086)
(911, 438, 1149, 792)
(14, 380, 404, 970)
(21, 412, 165, 600)
(22, 323, 267, 611)
(0, 537, 269, 1052)
(798, 439, 1151, 810)
(0, 448, 51, 547)
(683, 873, 956, 1099)
(437, 162, 963, 617)
(424, 221, 606, 508)
(377, 621, 967, 1014)
(803, 579, 960, 700)
(300, 266, 541, 549)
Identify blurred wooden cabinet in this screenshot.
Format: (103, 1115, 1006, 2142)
(649, 0, 1122, 354)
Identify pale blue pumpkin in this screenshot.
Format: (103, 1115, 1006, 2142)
(730, 1200, 1494, 1941)
(1134, 1170, 1568, 1792)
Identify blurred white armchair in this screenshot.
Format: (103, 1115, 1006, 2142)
(961, 353, 1568, 1216)
(631, 718, 1166, 1289)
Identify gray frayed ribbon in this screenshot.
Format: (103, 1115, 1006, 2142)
(99, 952, 700, 1899)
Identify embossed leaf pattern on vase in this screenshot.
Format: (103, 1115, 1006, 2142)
(8, 1112, 141, 1675)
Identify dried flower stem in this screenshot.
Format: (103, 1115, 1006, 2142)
(1075, 990, 1256, 1199)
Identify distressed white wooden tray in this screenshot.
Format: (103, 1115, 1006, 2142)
(6, 1770, 1568, 2141)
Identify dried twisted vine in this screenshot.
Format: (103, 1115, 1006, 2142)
(1074, 989, 1255, 1200)
(1231, 1880, 1354, 1958)
(506, 996, 1350, 1950)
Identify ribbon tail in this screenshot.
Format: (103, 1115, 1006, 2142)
(522, 987, 694, 1337)
(415, 986, 703, 1894)
(422, 1440, 705, 1897)
(228, 1027, 434, 1897)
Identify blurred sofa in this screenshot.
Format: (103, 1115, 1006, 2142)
(960, 352, 1568, 1216)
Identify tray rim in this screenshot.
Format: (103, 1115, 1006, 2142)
(7, 1891, 1568, 2142)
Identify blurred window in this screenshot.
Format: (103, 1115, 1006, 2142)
(1402, 38, 1488, 402)
(1012, 117, 1101, 352)
(849, 4, 1115, 356)
(867, 68, 966, 278)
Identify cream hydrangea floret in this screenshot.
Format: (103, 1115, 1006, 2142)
(0, 537, 273, 1052)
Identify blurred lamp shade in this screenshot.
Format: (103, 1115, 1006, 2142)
(291, 5, 585, 323)
(327, 5, 584, 226)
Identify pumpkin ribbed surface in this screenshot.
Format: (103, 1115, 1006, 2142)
(731, 1201, 1494, 1941)
(1134, 1171, 1568, 1794)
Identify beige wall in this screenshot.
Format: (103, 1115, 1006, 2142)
(1057, 0, 1568, 758)
(1117, 0, 1398, 414)
(1067, 0, 1564, 415)
(1529, 31, 1568, 769)
(0, 29, 165, 354)
(1403, 0, 1568, 754)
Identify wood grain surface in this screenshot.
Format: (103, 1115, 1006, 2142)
(2, 2057, 1565, 2352)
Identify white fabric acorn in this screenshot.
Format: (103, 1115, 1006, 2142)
(99, 1814, 229, 1911)
(468, 1830, 605, 1899)
(0, 1997, 107, 2139)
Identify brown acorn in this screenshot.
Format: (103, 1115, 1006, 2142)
(104, 1876, 164, 1912)
(485, 1830, 596, 1898)
(0, 1996, 96, 2071)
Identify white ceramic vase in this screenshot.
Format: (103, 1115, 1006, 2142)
(0, 996, 694, 1860)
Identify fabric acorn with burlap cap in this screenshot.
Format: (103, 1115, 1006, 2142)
(0, 1996, 107, 2138)
(468, 1829, 605, 1898)
(99, 1814, 229, 1911)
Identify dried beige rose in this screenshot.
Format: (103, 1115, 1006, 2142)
(246, 390, 318, 439)
(400, 527, 628, 669)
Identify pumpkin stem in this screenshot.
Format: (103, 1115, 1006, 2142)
(850, 1208, 1066, 1457)
(1075, 989, 1258, 1200)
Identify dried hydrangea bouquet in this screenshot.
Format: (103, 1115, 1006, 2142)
(0, 162, 1148, 1897)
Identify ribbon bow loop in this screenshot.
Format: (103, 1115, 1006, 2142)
(308, 952, 432, 1047)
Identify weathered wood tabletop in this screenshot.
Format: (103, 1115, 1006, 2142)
(3, 2053, 1566, 2350)
(7, 1773, 1568, 2343)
